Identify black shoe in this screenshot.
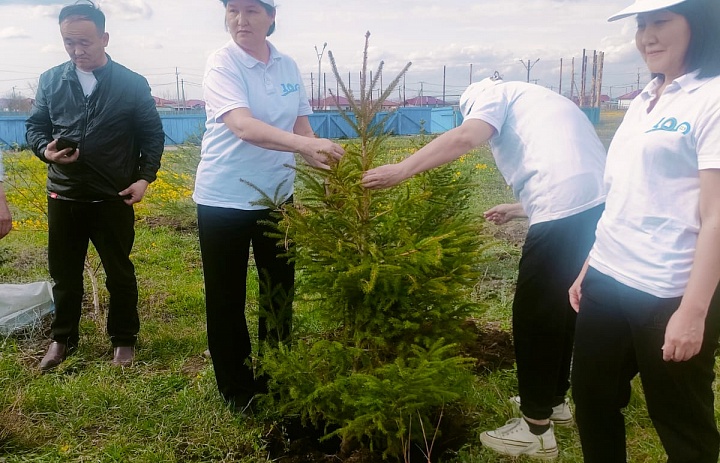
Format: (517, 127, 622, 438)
(111, 346, 135, 367)
(39, 342, 68, 372)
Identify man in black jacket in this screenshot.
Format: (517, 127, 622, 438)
(26, 1, 164, 371)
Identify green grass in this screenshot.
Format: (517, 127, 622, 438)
(0, 110, 695, 462)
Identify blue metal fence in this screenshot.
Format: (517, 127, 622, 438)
(0, 105, 597, 147)
(0, 114, 29, 150)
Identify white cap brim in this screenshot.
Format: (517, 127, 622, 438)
(608, 0, 687, 21)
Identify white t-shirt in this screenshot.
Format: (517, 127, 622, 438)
(461, 80, 606, 226)
(75, 68, 97, 96)
(193, 40, 312, 210)
(589, 72, 720, 298)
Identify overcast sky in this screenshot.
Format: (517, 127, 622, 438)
(0, 0, 649, 103)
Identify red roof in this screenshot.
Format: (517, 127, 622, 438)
(185, 99, 205, 108)
(404, 96, 446, 106)
(617, 89, 642, 100)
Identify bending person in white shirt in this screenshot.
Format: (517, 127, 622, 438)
(364, 75, 607, 460)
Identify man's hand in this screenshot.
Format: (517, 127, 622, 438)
(44, 139, 80, 164)
(119, 179, 149, 205)
(362, 163, 408, 190)
(483, 203, 527, 225)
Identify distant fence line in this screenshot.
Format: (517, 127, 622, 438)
(0, 106, 598, 149)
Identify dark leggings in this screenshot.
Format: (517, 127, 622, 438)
(573, 267, 720, 463)
(513, 204, 603, 420)
(197, 204, 294, 402)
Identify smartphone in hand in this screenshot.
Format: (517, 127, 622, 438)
(56, 137, 78, 155)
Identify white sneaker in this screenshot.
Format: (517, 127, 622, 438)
(480, 417, 558, 460)
(510, 396, 574, 427)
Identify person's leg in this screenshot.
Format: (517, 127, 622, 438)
(252, 207, 294, 347)
(198, 204, 255, 404)
(90, 201, 139, 347)
(572, 268, 636, 463)
(481, 206, 603, 459)
(47, 197, 90, 349)
(250, 207, 294, 395)
(513, 205, 603, 421)
(631, 287, 720, 463)
(553, 205, 604, 406)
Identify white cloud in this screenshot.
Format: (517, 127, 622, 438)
(0, 26, 29, 39)
(98, 0, 152, 21)
(0, 0, 651, 100)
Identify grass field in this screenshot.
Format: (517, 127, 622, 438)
(0, 109, 704, 462)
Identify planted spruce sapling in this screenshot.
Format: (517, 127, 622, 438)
(261, 32, 492, 459)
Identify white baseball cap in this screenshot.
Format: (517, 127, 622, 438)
(608, 0, 688, 21)
(259, 0, 275, 6)
(459, 77, 502, 118)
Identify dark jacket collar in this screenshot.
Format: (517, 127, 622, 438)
(61, 53, 113, 81)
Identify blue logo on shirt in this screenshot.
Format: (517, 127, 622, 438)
(281, 83, 300, 96)
(646, 117, 691, 135)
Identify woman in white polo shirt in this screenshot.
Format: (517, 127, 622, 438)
(569, 0, 720, 461)
(193, 0, 344, 413)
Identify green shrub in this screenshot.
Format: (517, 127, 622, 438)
(260, 32, 493, 459)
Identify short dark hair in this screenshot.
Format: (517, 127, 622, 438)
(59, 1, 106, 34)
(219, 0, 276, 36)
(669, 0, 720, 78)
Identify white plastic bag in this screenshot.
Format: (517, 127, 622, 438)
(0, 281, 54, 335)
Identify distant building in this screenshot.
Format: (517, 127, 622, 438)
(152, 96, 205, 111)
(0, 97, 33, 113)
(616, 89, 642, 109)
(404, 96, 446, 107)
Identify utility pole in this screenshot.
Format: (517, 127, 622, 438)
(519, 58, 540, 83)
(442, 65, 446, 105)
(380, 72, 383, 100)
(580, 49, 587, 106)
(310, 72, 314, 107)
(570, 57, 575, 101)
(469, 63, 473, 85)
(181, 79, 186, 110)
(637, 67, 641, 91)
(175, 67, 181, 110)
(403, 73, 406, 106)
(370, 70, 373, 102)
(314, 42, 327, 110)
(596, 51, 605, 108)
(590, 51, 598, 108)
(559, 58, 563, 95)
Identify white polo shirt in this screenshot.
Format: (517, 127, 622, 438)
(461, 80, 606, 226)
(193, 40, 312, 210)
(589, 72, 720, 297)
